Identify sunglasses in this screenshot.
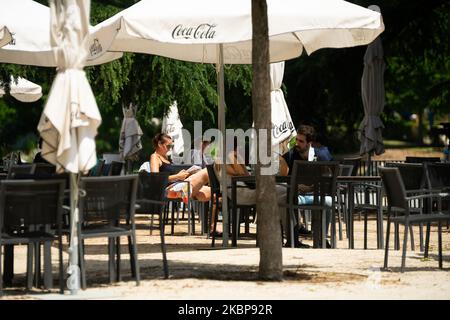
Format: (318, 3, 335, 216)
(165, 144, 174, 149)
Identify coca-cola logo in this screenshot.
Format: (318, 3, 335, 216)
(272, 121, 294, 139)
(172, 24, 216, 40)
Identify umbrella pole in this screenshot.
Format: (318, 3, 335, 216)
(67, 172, 81, 294)
(217, 44, 229, 246)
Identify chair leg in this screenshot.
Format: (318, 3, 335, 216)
(401, 223, 409, 272)
(150, 213, 155, 236)
(34, 242, 41, 288)
(0, 243, 3, 293)
(409, 225, 415, 251)
(364, 210, 368, 250)
(79, 239, 87, 290)
(159, 213, 169, 279)
(394, 222, 400, 250)
(130, 233, 140, 285)
(26, 243, 34, 290)
(438, 221, 443, 269)
(419, 222, 424, 252)
(424, 222, 431, 258)
(171, 204, 175, 235)
(116, 237, 122, 282)
(383, 218, 391, 270)
(108, 238, 115, 284)
(58, 236, 64, 294)
(43, 241, 53, 290)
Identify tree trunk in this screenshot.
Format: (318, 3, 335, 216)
(252, 0, 283, 280)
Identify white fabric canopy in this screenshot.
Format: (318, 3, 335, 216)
(0, 76, 42, 102)
(0, 25, 12, 47)
(162, 101, 185, 156)
(92, 0, 383, 64)
(0, 0, 122, 66)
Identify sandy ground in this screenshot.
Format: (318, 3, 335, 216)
(1, 148, 449, 300)
(1, 213, 449, 300)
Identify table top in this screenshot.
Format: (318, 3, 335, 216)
(337, 175, 381, 182)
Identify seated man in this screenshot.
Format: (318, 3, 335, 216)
(281, 125, 334, 248)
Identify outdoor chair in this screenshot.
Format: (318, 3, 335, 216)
(280, 161, 339, 249)
(206, 164, 222, 247)
(379, 167, 450, 272)
(6, 164, 33, 179)
(78, 175, 140, 289)
(384, 162, 427, 251)
(0, 179, 65, 294)
(405, 156, 441, 164)
(87, 159, 105, 177)
(135, 171, 169, 278)
(423, 162, 450, 257)
(336, 164, 353, 240)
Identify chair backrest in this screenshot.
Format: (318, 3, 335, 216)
(206, 164, 220, 194)
(405, 156, 441, 163)
(338, 164, 354, 176)
(32, 163, 56, 175)
(424, 162, 450, 191)
(379, 167, 408, 212)
(6, 164, 33, 179)
(79, 175, 138, 226)
(0, 179, 65, 234)
(384, 162, 425, 192)
(88, 160, 105, 177)
(135, 172, 169, 214)
(109, 161, 124, 176)
(289, 161, 339, 206)
(342, 157, 361, 176)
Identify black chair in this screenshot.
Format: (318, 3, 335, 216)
(0, 179, 65, 293)
(32, 163, 56, 175)
(379, 167, 450, 272)
(88, 160, 105, 177)
(109, 161, 124, 176)
(135, 172, 169, 278)
(6, 164, 33, 179)
(405, 156, 441, 164)
(282, 161, 339, 248)
(385, 162, 427, 251)
(423, 162, 450, 257)
(206, 164, 222, 247)
(342, 157, 362, 176)
(78, 175, 140, 289)
(336, 164, 353, 240)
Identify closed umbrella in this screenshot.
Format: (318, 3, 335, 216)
(250, 61, 296, 170)
(92, 0, 384, 244)
(0, 76, 42, 102)
(0, 0, 122, 66)
(37, 0, 101, 294)
(162, 101, 185, 157)
(358, 5, 385, 173)
(0, 25, 11, 47)
(119, 103, 143, 171)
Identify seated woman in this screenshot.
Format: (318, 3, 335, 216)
(150, 133, 211, 203)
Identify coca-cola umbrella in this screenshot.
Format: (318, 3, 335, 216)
(92, 0, 384, 244)
(0, 76, 42, 102)
(0, 0, 122, 67)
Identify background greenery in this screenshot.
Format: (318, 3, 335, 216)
(1, 0, 449, 162)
